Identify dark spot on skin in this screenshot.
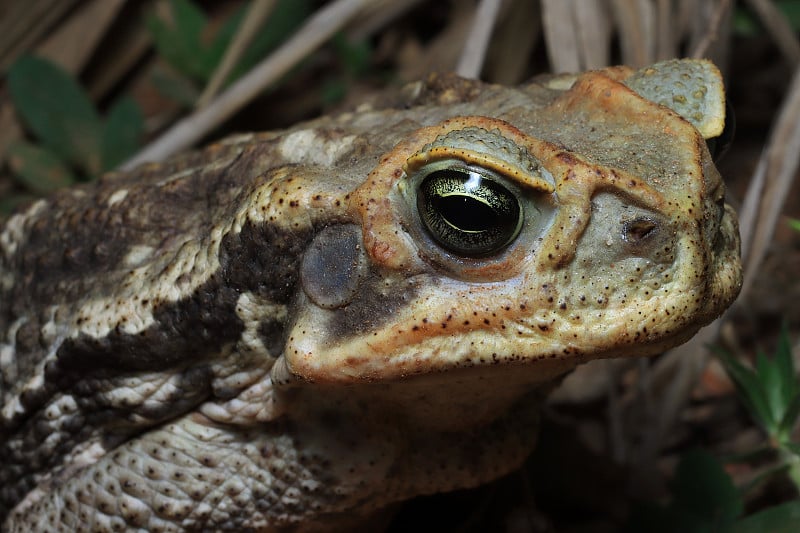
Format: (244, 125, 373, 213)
(324, 271, 420, 341)
(557, 152, 578, 165)
(301, 225, 366, 310)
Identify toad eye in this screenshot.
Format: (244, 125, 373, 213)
(416, 166, 523, 257)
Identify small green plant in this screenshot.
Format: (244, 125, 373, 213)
(717, 324, 800, 493)
(146, 0, 312, 106)
(626, 449, 742, 532)
(627, 326, 800, 532)
(146, 0, 374, 109)
(321, 34, 374, 105)
(5, 55, 143, 194)
(734, 0, 800, 36)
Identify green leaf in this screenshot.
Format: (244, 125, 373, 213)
(150, 66, 201, 107)
(717, 349, 775, 431)
(7, 56, 102, 174)
(671, 449, 743, 527)
(786, 442, 800, 456)
(171, 0, 206, 40)
(776, 324, 798, 397)
(147, 0, 312, 95)
(146, 0, 214, 81)
(229, 0, 314, 80)
(333, 33, 372, 76)
(772, 325, 799, 440)
(203, 6, 244, 73)
(731, 501, 800, 533)
(737, 462, 791, 497)
(779, 0, 800, 32)
(717, 326, 799, 440)
(789, 218, 800, 232)
(733, 9, 760, 36)
(5, 140, 76, 194)
(101, 97, 143, 171)
(625, 450, 743, 533)
(734, 1, 800, 35)
(779, 393, 800, 441)
(759, 325, 799, 440)
(756, 351, 783, 429)
(321, 79, 347, 105)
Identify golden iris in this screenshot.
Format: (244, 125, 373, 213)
(417, 167, 522, 257)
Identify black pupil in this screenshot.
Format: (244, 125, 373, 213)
(417, 168, 522, 257)
(435, 195, 499, 232)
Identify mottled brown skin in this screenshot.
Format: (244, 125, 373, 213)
(0, 60, 741, 531)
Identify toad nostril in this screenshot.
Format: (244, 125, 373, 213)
(623, 217, 658, 244)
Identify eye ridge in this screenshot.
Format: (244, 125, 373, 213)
(417, 166, 523, 257)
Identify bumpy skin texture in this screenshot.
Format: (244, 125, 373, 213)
(0, 60, 741, 531)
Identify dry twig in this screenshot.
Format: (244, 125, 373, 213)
(738, 64, 800, 297)
(743, 0, 800, 66)
(689, 0, 732, 59)
(196, 0, 278, 108)
(456, 0, 504, 79)
(0, 0, 79, 70)
(541, 0, 611, 72)
(122, 0, 372, 169)
(609, 0, 654, 67)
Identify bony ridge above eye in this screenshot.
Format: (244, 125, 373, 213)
(400, 125, 553, 259)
